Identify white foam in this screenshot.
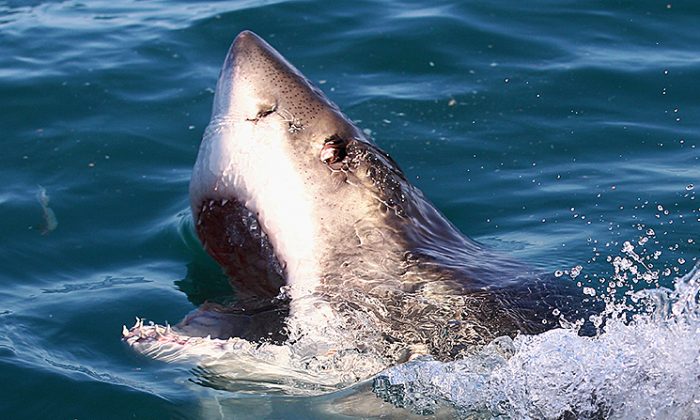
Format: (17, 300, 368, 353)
(378, 264, 700, 418)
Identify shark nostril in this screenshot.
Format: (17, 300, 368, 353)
(246, 104, 277, 123)
(259, 107, 275, 118)
(321, 135, 347, 167)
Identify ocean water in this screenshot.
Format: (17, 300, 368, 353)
(1, 0, 698, 418)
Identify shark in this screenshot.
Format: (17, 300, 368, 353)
(124, 31, 595, 373)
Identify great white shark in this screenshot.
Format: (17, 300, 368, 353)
(124, 31, 596, 369)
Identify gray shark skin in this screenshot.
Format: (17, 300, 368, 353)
(181, 31, 595, 361)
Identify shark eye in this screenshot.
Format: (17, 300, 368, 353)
(320, 135, 348, 166)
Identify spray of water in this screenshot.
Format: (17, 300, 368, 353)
(376, 262, 700, 419)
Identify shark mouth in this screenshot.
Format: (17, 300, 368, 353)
(193, 197, 286, 300)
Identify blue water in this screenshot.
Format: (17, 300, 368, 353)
(1, 1, 698, 418)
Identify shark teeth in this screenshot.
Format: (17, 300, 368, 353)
(121, 317, 258, 364)
(121, 317, 155, 343)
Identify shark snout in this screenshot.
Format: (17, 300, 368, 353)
(223, 30, 269, 71)
(232, 30, 265, 54)
(213, 30, 313, 122)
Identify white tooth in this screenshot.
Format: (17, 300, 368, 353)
(122, 325, 129, 337)
(222, 199, 228, 205)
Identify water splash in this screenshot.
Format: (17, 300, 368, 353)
(376, 263, 700, 419)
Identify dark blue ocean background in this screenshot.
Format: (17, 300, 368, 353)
(1, 1, 698, 418)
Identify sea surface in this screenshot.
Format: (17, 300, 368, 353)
(1, 1, 698, 418)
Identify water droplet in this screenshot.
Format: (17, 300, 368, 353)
(686, 184, 694, 191)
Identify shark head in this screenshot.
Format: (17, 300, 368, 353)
(128, 31, 599, 367)
(190, 31, 468, 302)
